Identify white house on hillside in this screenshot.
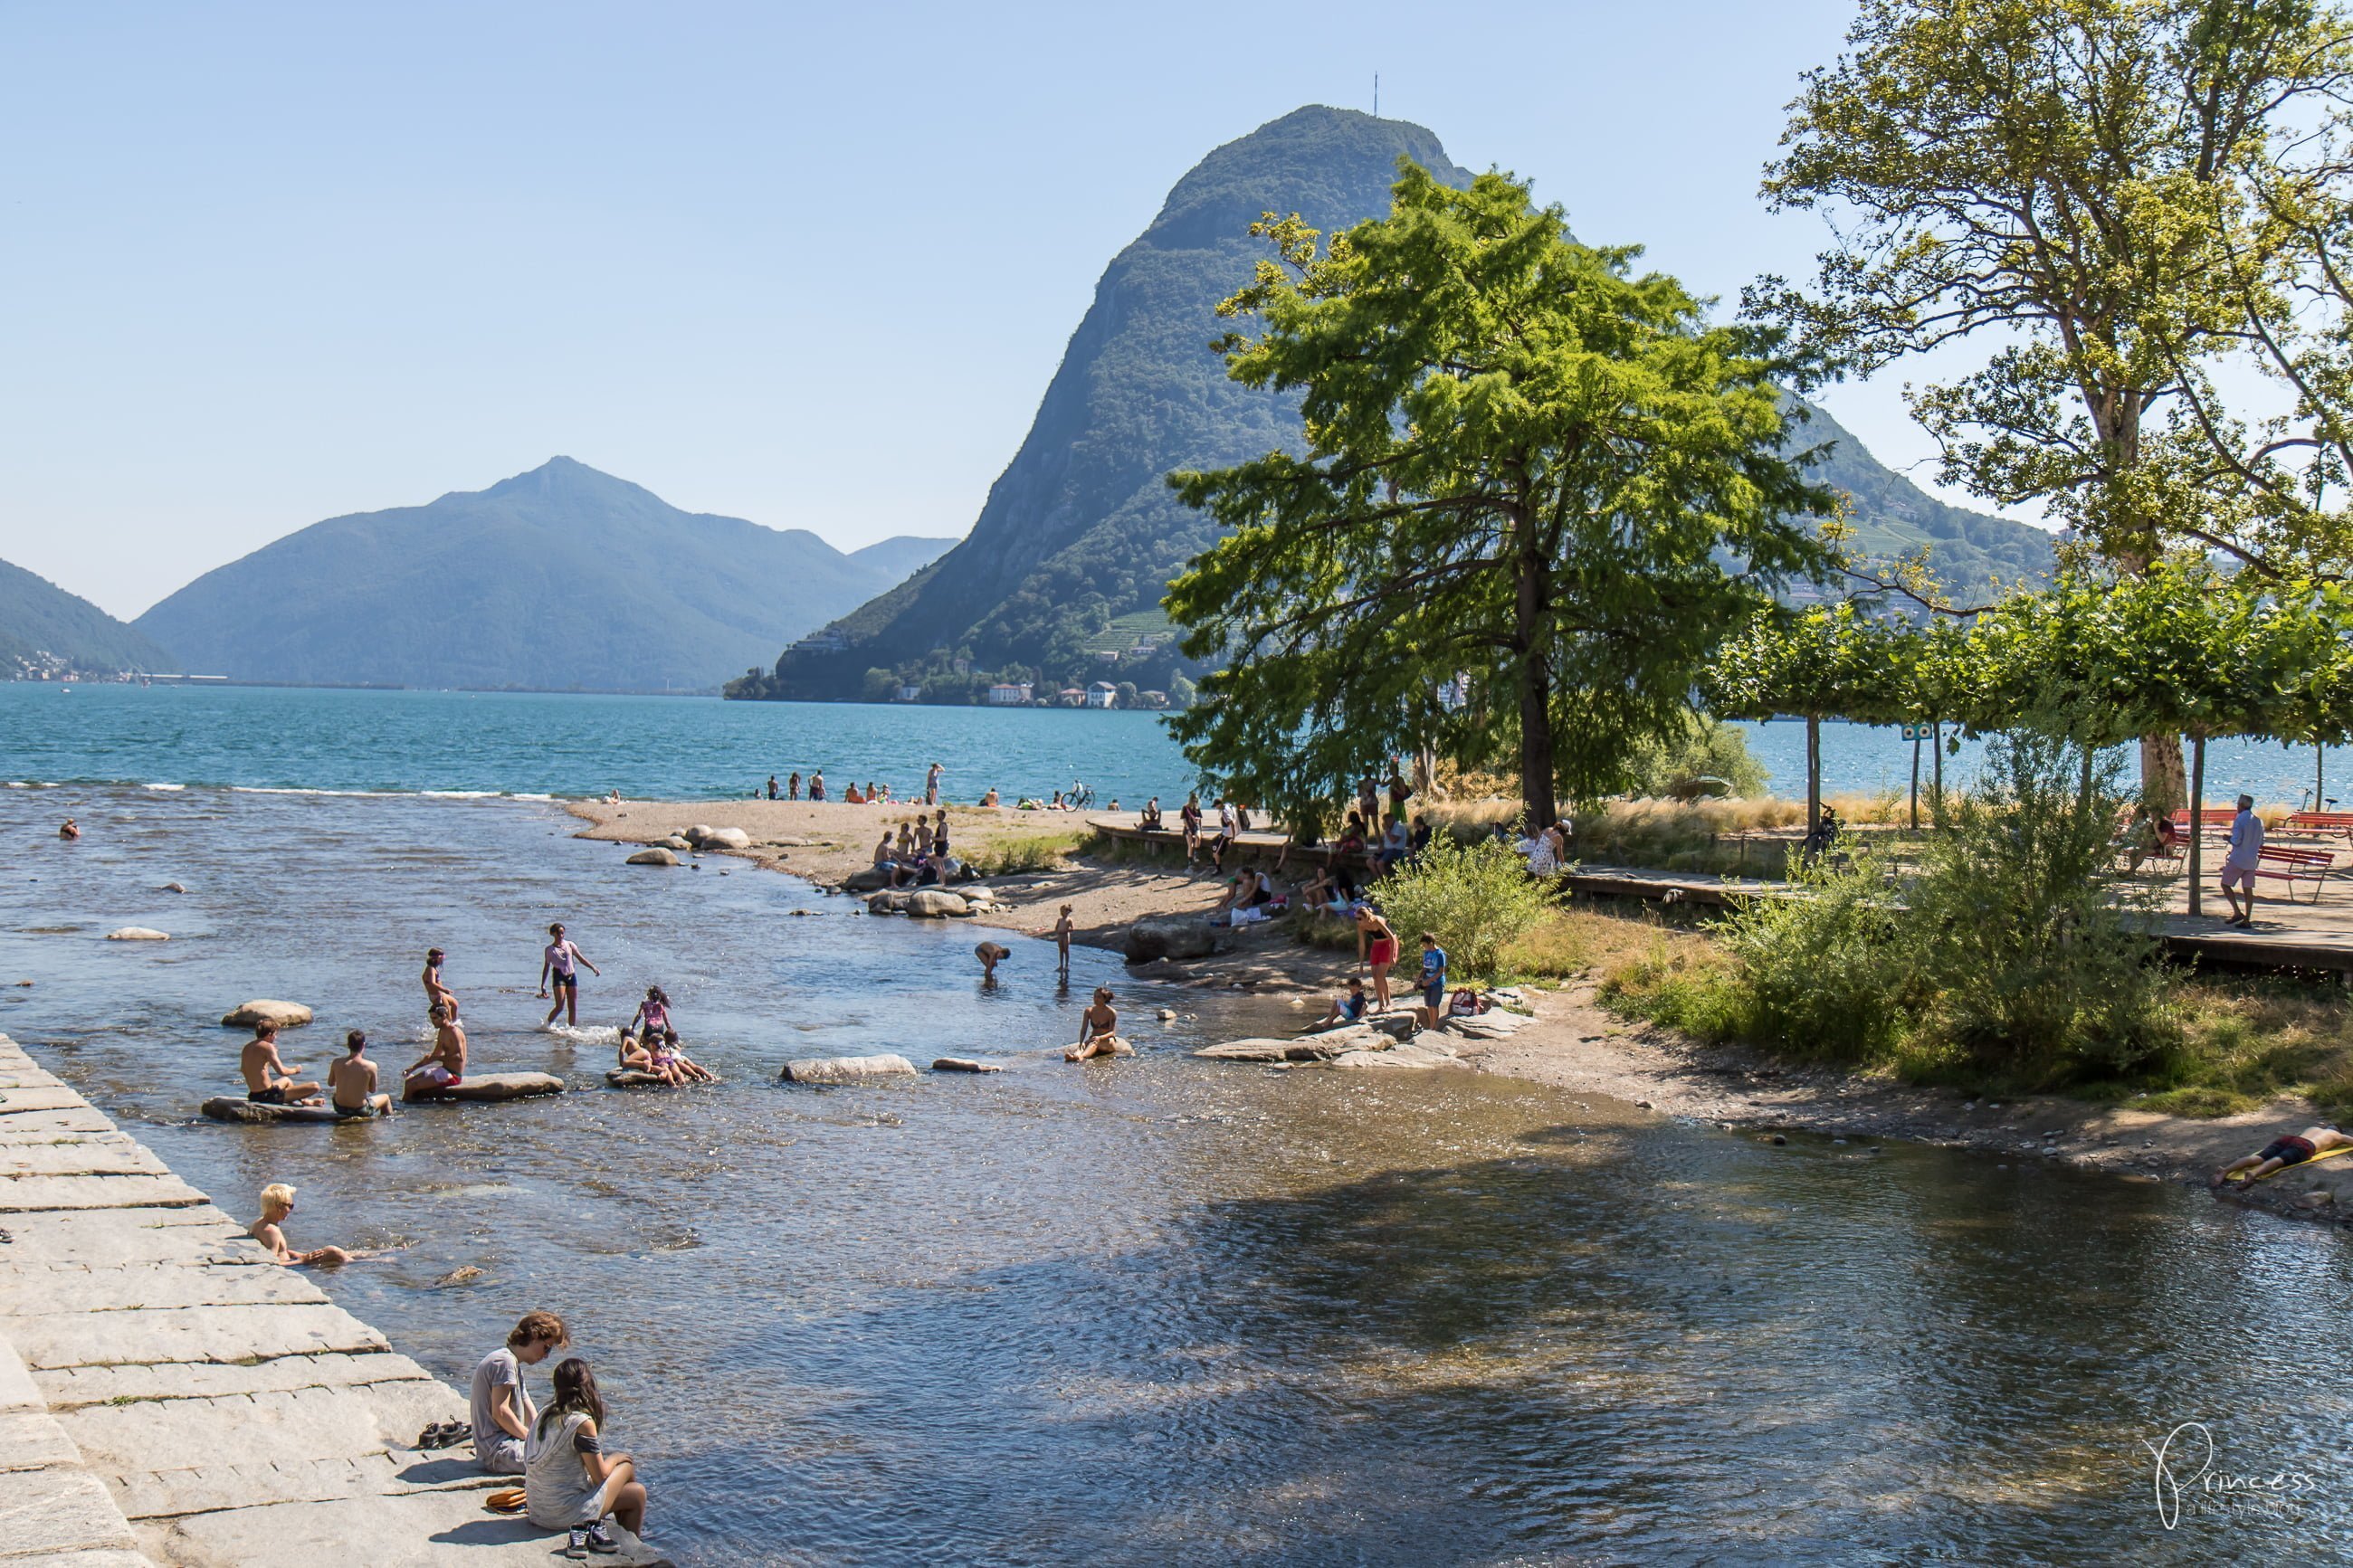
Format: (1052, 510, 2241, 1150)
(986, 682, 1033, 706)
(1086, 681, 1119, 708)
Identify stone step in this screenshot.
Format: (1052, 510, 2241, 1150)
(0, 1175, 207, 1213)
(37, 1351, 440, 1410)
(0, 1207, 253, 1267)
(0, 1141, 171, 1180)
(0, 1088, 98, 1116)
(0, 1468, 145, 1559)
(10, 1304, 386, 1372)
(65, 1380, 467, 1500)
(138, 1487, 669, 1567)
(0, 1109, 122, 1142)
(0, 1261, 326, 1317)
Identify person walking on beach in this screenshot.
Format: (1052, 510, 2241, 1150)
(524, 1357, 650, 1555)
(788, 771, 801, 801)
(472, 1311, 568, 1476)
(2222, 793, 2266, 927)
(250, 1183, 350, 1266)
(926, 762, 942, 806)
(422, 947, 458, 1022)
(403, 1003, 468, 1098)
(538, 923, 601, 1027)
(1065, 986, 1129, 1060)
(328, 1031, 393, 1118)
(241, 1022, 322, 1107)
(1180, 794, 1203, 868)
(1356, 907, 1399, 1012)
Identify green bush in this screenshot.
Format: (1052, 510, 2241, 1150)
(1710, 842, 1914, 1060)
(1623, 713, 1770, 799)
(1368, 834, 1553, 980)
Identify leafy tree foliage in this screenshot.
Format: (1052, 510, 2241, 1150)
(1167, 165, 1835, 829)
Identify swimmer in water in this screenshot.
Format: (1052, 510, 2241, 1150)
(250, 1183, 349, 1267)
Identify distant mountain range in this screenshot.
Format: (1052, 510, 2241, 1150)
(0, 556, 178, 678)
(736, 105, 2055, 704)
(129, 460, 953, 692)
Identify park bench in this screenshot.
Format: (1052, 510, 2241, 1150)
(2254, 843, 2337, 903)
(2287, 811, 2353, 841)
(2169, 808, 2241, 837)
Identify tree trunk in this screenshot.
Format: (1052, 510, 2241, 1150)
(1806, 715, 1822, 831)
(1909, 727, 1921, 831)
(1931, 720, 1944, 817)
(2187, 732, 2206, 918)
(2141, 732, 2186, 813)
(1512, 511, 1556, 832)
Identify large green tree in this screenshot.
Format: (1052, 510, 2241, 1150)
(1166, 165, 1835, 832)
(1755, 0, 2353, 806)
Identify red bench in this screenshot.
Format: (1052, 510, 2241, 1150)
(2288, 811, 2353, 840)
(2253, 843, 2336, 903)
(2170, 808, 2241, 836)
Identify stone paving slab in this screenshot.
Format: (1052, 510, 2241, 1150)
(0, 1468, 142, 1559)
(0, 1112, 130, 1144)
(64, 1380, 464, 1488)
(0, 1089, 96, 1116)
(3, 1551, 158, 1568)
(0, 1262, 325, 1317)
(0, 1176, 206, 1214)
(0, 1336, 42, 1414)
(0, 1409, 81, 1473)
(35, 1352, 440, 1410)
(0, 1208, 254, 1268)
(10, 1304, 387, 1372)
(138, 1490, 670, 1567)
(0, 1142, 171, 1180)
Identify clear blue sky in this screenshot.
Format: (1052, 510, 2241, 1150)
(0, 0, 1998, 620)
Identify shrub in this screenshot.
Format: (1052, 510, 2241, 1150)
(965, 831, 1087, 876)
(1623, 712, 1770, 798)
(1368, 833, 1553, 980)
(1707, 841, 1914, 1060)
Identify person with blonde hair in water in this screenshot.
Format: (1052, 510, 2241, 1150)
(249, 1183, 349, 1266)
(524, 1356, 649, 1555)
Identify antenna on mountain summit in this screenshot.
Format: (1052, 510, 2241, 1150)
(1373, 73, 1379, 116)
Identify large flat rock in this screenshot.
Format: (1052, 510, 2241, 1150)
(0, 1468, 142, 1557)
(9, 1304, 386, 1371)
(2, 1551, 157, 1568)
(65, 1380, 465, 1494)
(0, 1408, 81, 1473)
(37, 1351, 439, 1411)
(0, 1175, 206, 1214)
(0, 1207, 252, 1267)
(0, 1140, 170, 1179)
(0, 1261, 325, 1317)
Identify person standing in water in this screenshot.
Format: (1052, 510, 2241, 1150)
(58, 818, 80, 840)
(808, 771, 826, 802)
(422, 947, 458, 1022)
(1046, 904, 1074, 980)
(788, 771, 801, 800)
(926, 762, 942, 806)
(538, 923, 601, 1027)
(766, 775, 778, 801)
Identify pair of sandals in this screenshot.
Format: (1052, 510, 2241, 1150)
(414, 1419, 469, 1451)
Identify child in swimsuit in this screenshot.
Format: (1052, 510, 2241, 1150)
(654, 1030, 715, 1084)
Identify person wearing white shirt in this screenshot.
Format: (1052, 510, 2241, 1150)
(2221, 793, 2266, 927)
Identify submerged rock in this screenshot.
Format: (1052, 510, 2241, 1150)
(222, 999, 312, 1029)
(931, 1057, 1004, 1073)
(626, 848, 681, 867)
(405, 1070, 565, 1102)
(782, 1053, 919, 1084)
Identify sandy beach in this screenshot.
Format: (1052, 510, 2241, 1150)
(567, 796, 2353, 1227)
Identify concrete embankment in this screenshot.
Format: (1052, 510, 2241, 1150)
(0, 1031, 657, 1566)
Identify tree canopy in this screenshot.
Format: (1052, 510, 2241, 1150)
(1166, 164, 1836, 829)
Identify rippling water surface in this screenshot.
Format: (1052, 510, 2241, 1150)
(5, 784, 2351, 1564)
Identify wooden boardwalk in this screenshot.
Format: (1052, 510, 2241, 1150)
(1086, 815, 2353, 974)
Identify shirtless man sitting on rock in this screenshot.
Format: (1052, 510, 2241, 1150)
(403, 1003, 468, 1098)
(1065, 986, 1131, 1061)
(242, 1022, 322, 1107)
(2213, 1125, 2353, 1185)
(329, 1031, 394, 1118)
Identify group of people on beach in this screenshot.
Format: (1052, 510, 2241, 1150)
(872, 808, 960, 887)
(761, 761, 951, 808)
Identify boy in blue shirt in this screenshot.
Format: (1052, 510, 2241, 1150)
(1413, 932, 1448, 1029)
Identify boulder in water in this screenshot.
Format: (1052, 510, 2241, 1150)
(1124, 916, 1217, 964)
(403, 1070, 565, 1102)
(626, 848, 680, 867)
(841, 866, 893, 892)
(866, 889, 912, 914)
(906, 890, 971, 918)
(931, 1057, 1004, 1073)
(700, 826, 751, 851)
(605, 1069, 671, 1088)
(222, 999, 312, 1029)
(160, 882, 187, 894)
(782, 1054, 918, 1085)
(1193, 1037, 1337, 1063)
(657, 835, 693, 851)
(106, 927, 170, 942)
(201, 1097, 349, 1124)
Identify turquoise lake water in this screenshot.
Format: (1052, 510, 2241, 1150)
(6, 681, 2345, 808)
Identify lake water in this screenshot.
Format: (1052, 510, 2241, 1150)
(7, 681, 2346, 809)
(6, 781, 2353, 1563)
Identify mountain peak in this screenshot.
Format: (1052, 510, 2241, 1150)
(480, 456, 646, 504)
